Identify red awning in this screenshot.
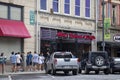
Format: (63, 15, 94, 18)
(0, 19, 31, 38)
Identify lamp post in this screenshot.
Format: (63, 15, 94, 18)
(102, 0, 105, 51)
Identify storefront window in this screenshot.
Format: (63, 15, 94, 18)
(0, 5, 8, 19)
(10, 7, 22, 20)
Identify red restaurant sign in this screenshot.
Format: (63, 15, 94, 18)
(57, 32, 95, 40)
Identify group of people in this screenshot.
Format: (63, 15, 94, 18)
(10, 51, 46, 72)
(26, 51, 45, 71)
(10, 52, 24, 72)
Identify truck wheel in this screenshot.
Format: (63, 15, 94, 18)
(72, 70, 78, 75)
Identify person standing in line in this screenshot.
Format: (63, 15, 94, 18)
(38, 53, 42, 71)
(40, 53, 45, 71)
(0, 53, 6, 74)
(16, 52, 22, 72)
(26, 51, 33, 71)
(32, 51, 39, 71)
(20, 52, 25, 71)
(38, 52, 45, 71)
(10, 52, 17, 72)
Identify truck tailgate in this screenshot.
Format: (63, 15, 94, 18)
(55, 58, 78, 66)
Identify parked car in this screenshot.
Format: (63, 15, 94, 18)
(79, 51, 110, 74)
(110, 57, 120, 74)
(44, 51, 79, 75)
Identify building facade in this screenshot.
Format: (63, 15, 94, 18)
(37, 0, 96, 57)
(0, 0, 35, 57)
(97, 0, 120, 57)
(0, 0, 96, 58)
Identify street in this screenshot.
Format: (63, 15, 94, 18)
(0, 72, 120, 80)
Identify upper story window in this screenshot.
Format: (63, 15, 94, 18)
(0, 3, 23, 21)
(0, 5, 8, 19)
(53, 0, 59, 12)
(64, 0, 70, 14)
(85, 0, 90, 17)
(10, 7, 22, 20)
(40, 0, 47, 10)
(75, 0, 80, 16)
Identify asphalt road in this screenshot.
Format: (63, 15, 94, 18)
(0, 72, 120, 80)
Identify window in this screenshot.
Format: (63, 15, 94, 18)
(0, 3, 23, 21)
(64, 0, 70, 14)
(75, 0, 80, 16)
(85, 0, 90, 17)
(40, 0, 47, 10)
(0, 5, 8, 19)
(53, 0, 59, 12)
(10, 7, 21, 20)
(112, 5, 116, 24)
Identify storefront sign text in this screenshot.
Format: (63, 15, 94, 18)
(57, 32, 95, 40)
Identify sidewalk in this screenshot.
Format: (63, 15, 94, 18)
(0, 61, 45, 76)
(0, 70, 45, 76)
(0, 70, 45, 80)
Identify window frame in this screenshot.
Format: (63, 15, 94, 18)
(0, 2, 23, 21)
(75, 0, 80, 16)
(64, 0, 70, 14)
(85, 0, 90, 18)
(40, 0, 47, 10)
(0, 4, 8, 19)
(53, 0, 59, 12)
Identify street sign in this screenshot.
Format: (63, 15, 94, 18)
(104, 18, 111, 29)
(30, 11, 35, 25)
(104, 33, 111, 40)
(104, 18, 111, 40)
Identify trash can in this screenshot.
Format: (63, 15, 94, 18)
(0, 57, 6, 74)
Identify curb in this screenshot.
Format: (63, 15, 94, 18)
(0, 71, 45, 76)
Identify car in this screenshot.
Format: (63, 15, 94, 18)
(44, 51, 79, 75)
(79, 51, 110, 74)
(110, 57, 120, 74)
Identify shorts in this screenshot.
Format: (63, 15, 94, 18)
(17, 63, 21, 66)
(12, 63, 16, 66)
(27, 62, 32, 66)
(33, 62, 38, 66)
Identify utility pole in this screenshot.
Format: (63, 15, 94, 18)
(102, 0, 105, 51)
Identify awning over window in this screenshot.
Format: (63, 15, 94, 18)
(0, 19, 31, 38)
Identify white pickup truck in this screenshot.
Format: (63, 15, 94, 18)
(44, 52, 80, 75)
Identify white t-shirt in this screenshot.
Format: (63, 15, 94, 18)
(38, 56, 45, 64)
(16, 54, 21, 63)
(32, 53, 39, 63)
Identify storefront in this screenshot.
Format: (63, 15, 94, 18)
(97, 29, 120, 57)
(0, 19, 31, 57)
(40, 27, 95, 58)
